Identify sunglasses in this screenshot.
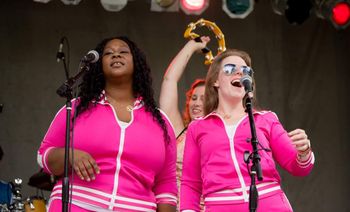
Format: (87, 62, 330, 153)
(222, 63, 254, 77)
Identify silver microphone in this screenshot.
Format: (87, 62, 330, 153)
(81, 50, 99, 63)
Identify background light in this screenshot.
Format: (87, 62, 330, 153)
(61, 0, 81, 5)
(314, 0, 350, 29)
(332, 2, 350, 26)
(100, 0, 128, 12)
(151, 0, 179, 12)
(180, 0, 209, 15)
(33, 0, 52, 3)
(222, 0, 254, 19)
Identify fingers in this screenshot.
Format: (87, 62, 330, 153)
(288, 128, 305, 137)
(200, 36, 210, 43)
(73, 164, 85, 181)
(89, 157, 100, 175)
(70, 151, 100, 182)
(293, 139, 311, 152)
(190, 36, 210, 49)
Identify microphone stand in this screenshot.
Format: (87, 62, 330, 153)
(56, 52, 90, 212)
(243, 94, 263, 212)
(56, 49, 71, 212)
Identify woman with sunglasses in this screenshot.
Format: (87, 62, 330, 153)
(179, 49, 314, 211)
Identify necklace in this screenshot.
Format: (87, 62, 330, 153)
(126, 105, 133, 112)
(106, 95, 134, 112)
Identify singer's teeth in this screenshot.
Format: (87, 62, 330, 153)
(111, 62, 123, 67)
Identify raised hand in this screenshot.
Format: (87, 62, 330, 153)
(190, 36, 210, 53)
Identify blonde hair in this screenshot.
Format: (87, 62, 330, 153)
(183, 79, 206, 126)
(204, 49, 257, 115)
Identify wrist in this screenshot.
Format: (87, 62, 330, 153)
(297, 145, 312, 161)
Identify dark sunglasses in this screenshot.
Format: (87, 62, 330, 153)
(223, 63, 254, 76)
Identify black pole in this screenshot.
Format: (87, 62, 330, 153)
(62, 98, 72, 212)
(244, 96, 263, 212)
(56, 46, 71, 212)
(57, 63, 91, 212)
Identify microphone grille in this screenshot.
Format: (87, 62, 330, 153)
(240, 75, 252, 85)
(87, 50, 99, 63)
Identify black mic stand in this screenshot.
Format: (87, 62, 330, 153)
(56, 51, 90, 212)
(56, 49, 71, 212)
(243, 95, 263, 212)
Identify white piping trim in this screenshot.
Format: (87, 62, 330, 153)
(155, 193, 177, 200)
(49, 194, 156, 212)
(42, 147, 54, 173)
(72, 200, 113, 212)
(258, 185, 281, 195)
(51, 189, 111, 205)
(107, 103, 130, 209)
(37, 152, 43, 168)
(111, 130, 125, 209)
(311, 152, 315, 164)
(215, 182, 278, 193)
(54, 184, 157, 207)
(206, 195, 244, 201)
(116, 195, 157, 207)
(53, 184, 110, 198)
(205, 185, 281, 202)
(51, 189, 157, 209)
(225, 115, 249, 202)
(113, 202, 156, 212)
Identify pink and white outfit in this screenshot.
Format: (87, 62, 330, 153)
(37, 94, 177, 212)
(180, 111, 314, 212)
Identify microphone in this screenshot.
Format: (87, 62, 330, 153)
(240, 75, 253, 99)
(56, 37, 64, 63)
(81, 50, 99, 63)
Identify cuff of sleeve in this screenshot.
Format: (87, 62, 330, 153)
(41, 147, 54, 174)
(155, 193, 177, 206)
(297, 151, 315, 168)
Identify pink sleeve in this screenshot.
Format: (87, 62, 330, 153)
(153, 121, 178, 206)
(37, 104, 71, 174)
(180, 123, 202, 211)
(268, 112, 315, 177)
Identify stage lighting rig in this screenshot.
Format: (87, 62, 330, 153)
(150, 0, 179, 12)
(100, 0, 128, 12)
(223, 0, 255, 19)
(180, 0, 209, 15)
(314, 0, 350, 29)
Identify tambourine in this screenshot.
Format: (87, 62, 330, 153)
(184, 18, 226, 65)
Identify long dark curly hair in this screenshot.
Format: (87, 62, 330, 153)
(75, 36, 169, 142)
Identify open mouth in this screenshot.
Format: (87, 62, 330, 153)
(111, 61, 124, 67)
(231, 80, 242, 87)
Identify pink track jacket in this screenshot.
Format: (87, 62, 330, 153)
(37, 96, 177, 211)
(180, 111, 314, 211)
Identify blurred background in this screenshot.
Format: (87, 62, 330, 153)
(0, 0, 349, 211)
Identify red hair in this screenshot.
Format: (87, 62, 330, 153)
(183, 79, 206, 126)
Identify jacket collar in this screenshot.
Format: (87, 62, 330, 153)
(96, 90, 144, 110)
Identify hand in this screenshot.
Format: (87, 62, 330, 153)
(188, 36, 210, 53)
(288, 128, 311, 156)
(69, 149, 100, 181)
